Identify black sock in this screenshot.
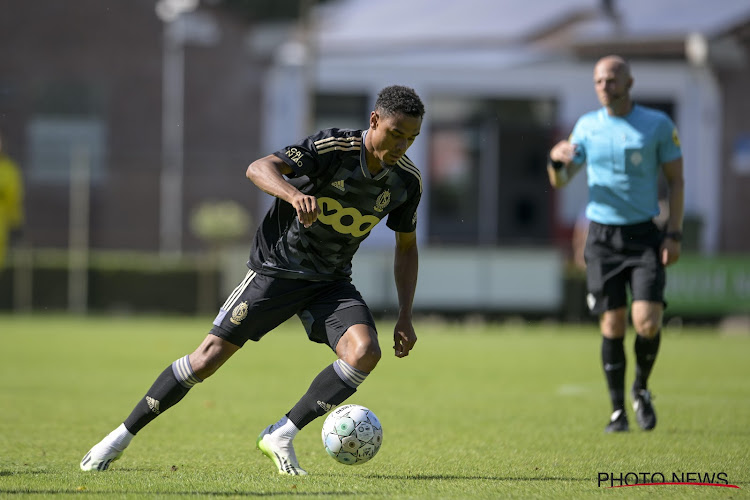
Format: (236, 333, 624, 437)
(123, 364, 193, 434)
(634, 331, 661, 392)
(601, 336, 626, 412)
(286, 364, 357, 430)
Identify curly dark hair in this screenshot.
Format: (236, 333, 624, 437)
(374, 85, 425, 119)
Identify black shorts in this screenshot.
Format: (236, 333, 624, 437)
(209, 269, 377, 349)
(583, 220, 666, 315)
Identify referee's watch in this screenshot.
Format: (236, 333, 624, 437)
(547, 154, 565, 171)
(664, 231, 683, 242)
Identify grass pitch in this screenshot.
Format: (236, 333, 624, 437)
(0, 314, 748, 499)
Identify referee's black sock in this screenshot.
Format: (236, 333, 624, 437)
(286, 361, 366, 430)
(633, 331, 661, 392)
(601, 336, 626, 412)
(123, 355, 202, 435)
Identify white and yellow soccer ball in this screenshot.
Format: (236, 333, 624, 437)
(321, 404, 383, 465)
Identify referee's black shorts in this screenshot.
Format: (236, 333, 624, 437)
(583, 220, 666, 315)
(209, 269, 376, 349)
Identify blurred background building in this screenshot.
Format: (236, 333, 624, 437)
(0, 0, 748, 318)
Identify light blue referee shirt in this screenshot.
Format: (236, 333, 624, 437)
(569, 104, 682, 225)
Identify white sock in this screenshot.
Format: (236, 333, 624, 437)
(269, 416, 299, 442)
(105, 423, 134, 451)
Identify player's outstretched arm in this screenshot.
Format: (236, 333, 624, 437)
(246, 155, 320, 228)
(393, 230, 418, 358)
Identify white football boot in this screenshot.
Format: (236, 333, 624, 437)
(256, 421, 307, 476)
(80, 424, 133, 471)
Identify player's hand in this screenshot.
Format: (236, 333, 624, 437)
(291, 193, 320, 228)
(393, 317, 417, 358)
(549, 140, 578, 164)
(661, 238, 681, 266)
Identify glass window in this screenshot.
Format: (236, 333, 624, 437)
(27, 81, 107, 183)
(314, 93, 369, 132)
(428, 123, 481, 243)
(27, 116, 106, 183)
(427, 96, 556, 246)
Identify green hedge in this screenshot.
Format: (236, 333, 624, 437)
(0, 249, 221, 314)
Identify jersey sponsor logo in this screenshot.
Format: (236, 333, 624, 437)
(146, 396, 161, 414)
(318, 197, 380, 237)
(331, 179, 346, 191)
(285, 147, 304, 167)
(672, 128, 681, 147)
(373, 190, 390, 212)
(230, 301, 249, 325)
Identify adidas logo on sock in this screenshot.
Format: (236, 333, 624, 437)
(146, 396, 161, 415)
(331, 180, 345, 191)
(317, 400, 334, 412)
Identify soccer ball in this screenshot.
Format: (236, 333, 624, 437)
(321, 404, 382, 465)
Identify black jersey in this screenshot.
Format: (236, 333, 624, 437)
(247, 128, 422, 281)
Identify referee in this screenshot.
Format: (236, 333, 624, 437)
(547, 55, 684, 433)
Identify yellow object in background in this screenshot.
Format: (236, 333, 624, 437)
(0, 150, 24, 268)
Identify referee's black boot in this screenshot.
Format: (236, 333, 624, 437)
(604, 409, 629, 433)
(632, 388, 657, 431)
